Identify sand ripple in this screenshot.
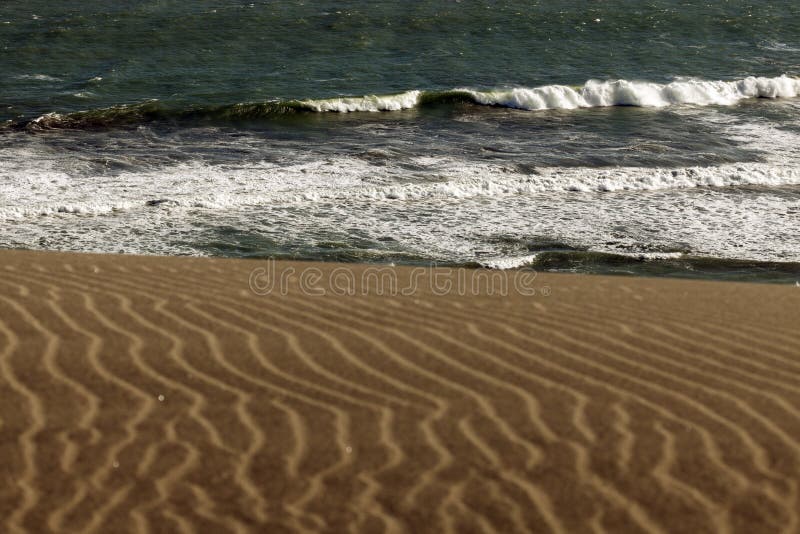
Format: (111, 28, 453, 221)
(0, 251, 798, 533)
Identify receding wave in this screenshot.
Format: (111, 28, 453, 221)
(8, 75, 800, 130)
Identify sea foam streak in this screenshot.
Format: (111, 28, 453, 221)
(3, 158, 799, 221)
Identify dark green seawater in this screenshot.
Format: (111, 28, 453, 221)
(2, 1, 800, 281)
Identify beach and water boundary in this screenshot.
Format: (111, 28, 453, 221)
(3, 1, 800, 530)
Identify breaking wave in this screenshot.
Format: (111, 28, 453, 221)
(8, 75, 800, 130)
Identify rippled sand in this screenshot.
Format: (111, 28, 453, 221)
(0, 250, 798, 533)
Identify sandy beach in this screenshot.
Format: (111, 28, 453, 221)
(0, 249, 798, 533)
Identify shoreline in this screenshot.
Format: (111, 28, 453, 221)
(0, 249, 798, 532)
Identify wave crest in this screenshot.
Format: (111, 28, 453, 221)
(299, 90, 422, 112)
(464, 75, 800, 110)
(9, 75, 799, 130)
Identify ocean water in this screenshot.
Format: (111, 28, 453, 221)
(2, 0, 800, 281)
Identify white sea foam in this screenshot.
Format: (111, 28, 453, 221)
(3, 91, 800, 265)
(301, 90, 422, 112)
(2, 150, 800, 264)
(463, 75, 800, 110)
(297, 76, 800, 114)
(3, 156, 799, 222)
(479, 254, 539, 269)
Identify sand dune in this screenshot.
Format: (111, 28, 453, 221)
(0, 250, 799, 533)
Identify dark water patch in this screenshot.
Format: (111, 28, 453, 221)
(189, 222, 800, 283)
(487, 234, 589, 253)
(7, 100, 312, 131)
(189, 224, 433, 265)
(145, 199, 179, 207)
(530, 251, 800, 284)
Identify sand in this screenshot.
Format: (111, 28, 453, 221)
(0, 249, 798, 533)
